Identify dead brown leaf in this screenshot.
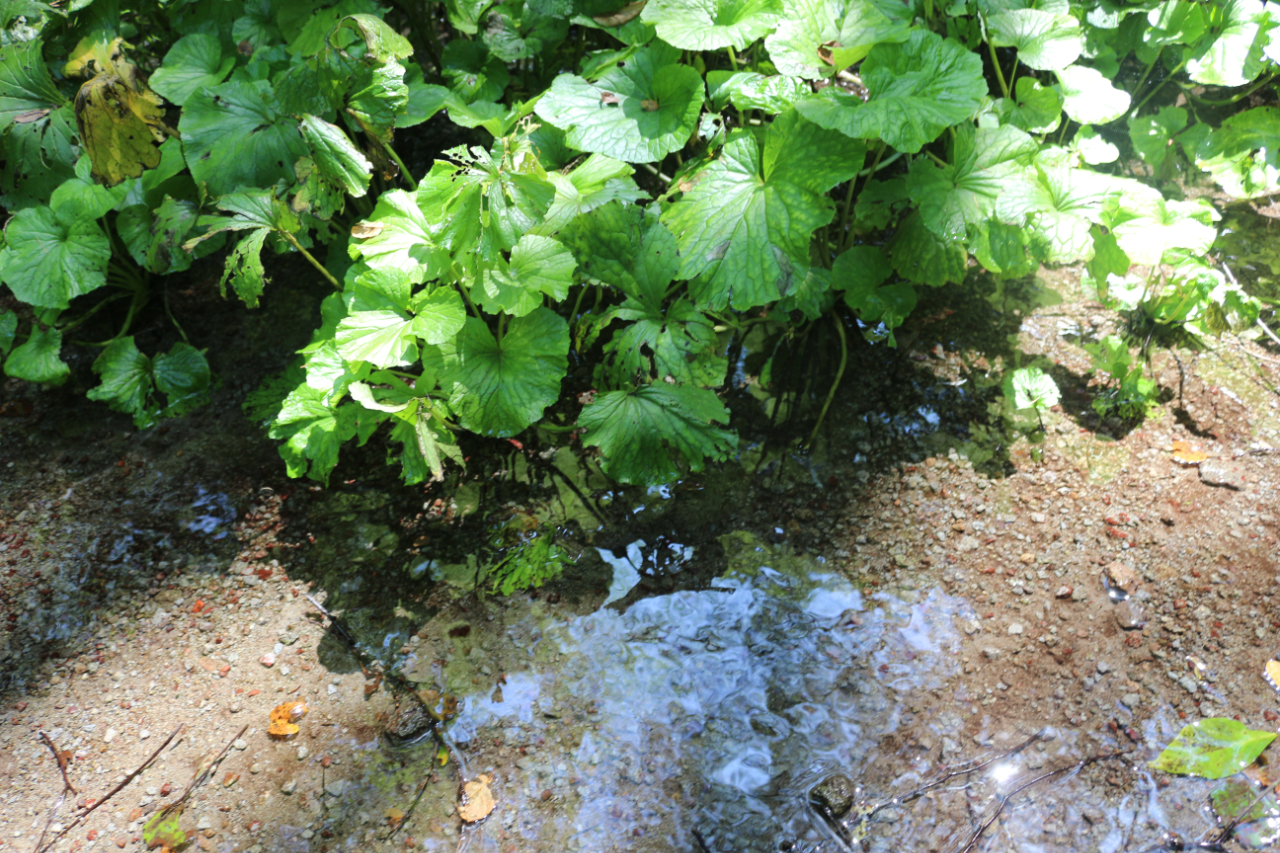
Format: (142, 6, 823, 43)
(458, 774, 495, 823)
(350, 221, 385, 239)
(592, 0, 646, 27)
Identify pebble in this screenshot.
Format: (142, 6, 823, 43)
(1121, 693, 1141, 710)
(1008, 623, 1024, 635)
(280, 780, 297, 794)
(1054, 585, 1073, 599)
(324, 779, 347, 798)
(249, 762, 262, 774)
(139, 730, 150, 740)
(104, 728, 118, 744)
(297, 746, 309, 761)
(1105, 561, 1139, 593)
(1096, 661, 1111, 674)
(1199, 459, 1247, 489)
(1030, 513, 1046, 523)
(1113, 600, 1147, 630)
(233, 739, 248, 751)
(229, 701, 243, 714)
(260, 653, 276, 668)
(196, 816, 212, 831)
(982, 647, 1002, 660)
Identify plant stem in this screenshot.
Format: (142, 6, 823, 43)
(1178, 72, 1276, 106)
(280, 231, 342, 290)
(496, 312, 506, 343)
(986, 32, 1010, 99)
(727, 44, 739, 71)
(569, 285, 590, 324)
(57, 292, 130, 335)
(805, 309, 848, 449)
(1131, 59, 1186, 117)
(1126, 47, 1163, 111)
(458, 280, 482, 319)
(925, 150, 948, 167)
(163, 283, 190, 344)
(383, 141, 417, 191)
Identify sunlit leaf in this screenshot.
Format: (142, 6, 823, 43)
(1149, 718, 1276, 779)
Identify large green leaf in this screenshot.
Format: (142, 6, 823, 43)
(889, 212, 968, 286)
(482, 1, 570, 62)
(992, 76, 1062, 133)
(300, 114, 372, 198)
(268, 384, 362, 483)
(707, 71, 809, 113)
(431, 308, 569, 436)
(50, 156, 132, 222)
(663, 109, 865, 310)
(335, 308, 418, 367)
(1104, 182, 1218, 266)
(410, 287, 467, 345)
(796, 29, 986, 153)
(826, 0, 913, 69)
(578, 384, 736, 484)
(0, 38, 64, 129)
(1149, 718, 1276, 779)
(86, 337, 153, 420)
(0, 205, 109, 309)
(533, 45, 704, 163)
(4, 325, 69, 385)
(640, 0, 780, 50)
(1192, 106, 1280, 199)
(477, 234, 576, 317)
(1128, 105, 1187, 173)
(180, 80, 307, 197)
(538, 154, 647, 231)
(83, 338, 211, 427)
(995, 152, 1113, 263)
(604, 297, 727, 386)
(442, 39, 509, 103)
(334, 13, 415, 62)
(346, 59, 408, 143)
(560, 201, 679, 306)
(986, 6, 1082, 70)
(0, 104, 77, 210)
(348, 189, 444, 283)
(1185, 0, 1277, 88)
(1056, 63, 1131, 125)
(907, 124, 1038, 241)
(149, 33, 235, 106)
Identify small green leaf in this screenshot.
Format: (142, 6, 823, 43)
(269, 384, 362, 484)
(142, 807, 186, 851)
(560, 201, 679, 306)
(180, 80, 307, 197)
(219, 228, 270, 307)
(0, 205, 110, 309)
(1128, 106, 1188, 173)
(1070, 126, 1120, 165)
(986, 7, 1082, 71)
(442, 39, 509, 103)
(1149, 718, 1276, 779)
(4, 325, 69, 385)
(409, 287, 467, 345)
(796, 30, 986, 153)
(149, 33, 235, 106)
(579, 384, 737, 485)
(335, 308, 418, 368)
(0, 311, 15, 356)
(1056, 63, 1131, 125)
(1192, 106, 1280, 199)
(300, 114, 373, 198)
(533, 46, 704, 163)
(993, 76, 1062, 134)
(1010, 366, 1060, 411)
(335, 13, 415, 62)
(603, 297, 727, 386)
(0, 38, 64, 129)
(431, 308, 569, 437)
(706, 71, 809, 114)
(86, 337, 154, 419)
(478, 234, 576, 317)
(348, 189, 443, 283)
(153, 342, 211, 419)
(346, 59, 408, 143)
(640, 0, 780, 51)
(1185, 0, 1276, 88)
(889, 212, 968, 286)
(1210, 779, 1280, 847)
(764, 0, 839, 79)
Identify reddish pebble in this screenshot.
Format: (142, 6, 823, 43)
(540, 790, 552, 801)
(260, 653, 276, 668)
(115, 837, 127, 848)
(1054, 586, 1072, 599)
(218, 665, 231, 677)
(87, 831, 98, 841)
(1173, 599, 1186, 610)
(14, 702, 26, 711)
(191, 600, 205, 613)
(247, 689, 260, 697)
(160, 783, 173, 797)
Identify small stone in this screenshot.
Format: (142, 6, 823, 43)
(324, 779, 347, 798)
(249, 762, 262, 774)
(1120, 693, 1141, 710)
(1030, 513, 1046, 523)
(1199, 459, 1247, 489)
(259, 652, 276, 668)
(1008, 623, 1024, 635)
(982, 647, 1003, 660)
(280, 779, 297, 795)
(229, 702, 243, 714)
(139, 730, 150, 740)
(1055, 585, 1073, 599)
(1096, 661, 1111, 675)
(957, 535, 980, 553)
(279, 631, 300, 646)
(1113, 600, 1147, 630)
(1019, 553, 1035, 564)
(103, 728, 118, 744)
(196, 816, 212, 831)
(297, 745, 309, 761)
(232, 739, 248, 751)
(1104, 561, 1139, 594)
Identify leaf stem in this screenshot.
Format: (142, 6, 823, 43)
(280, 231, 342, 290)
(1178, 73, 1276, 106)
(496, 312, 506, 343)
(163, 282, 191, 344)
(805, 309, 848, 449)
(727, 44, 739, 71)
(1126, 47, 1163, 113)
(1130, 59, 1186, 118)
(382, 141, 418, 191)
(457, 281, 482, 319)
(986, 34, 1010, 99)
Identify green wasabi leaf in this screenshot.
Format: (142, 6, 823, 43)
(286, 0, 382, 56)
(50, 157, 131, 222)
(477, 234, 576, 317)
(1127, 106, 1187, 172)
(538, 154, 647, 231)
(1144, 0, 1208, 49)
(578, 384, 736, 484)
(993, 76, 1062, 133)
(833, 245, 916, 330)
(533, 46, 704, 163)
(152, 342, 212, 419)
(409, 287, 467, 345)
(764, 0, 839, 79)
(1149, 718, 1276, 779)
(640, 0, 780, 51)
(0, 38, 65, 128)
(1185, 0, 1277, 88)
(335, 13, 415, 62)
(889, 212, 968, 286)
(219, 228, 271, 307)
(0, 104, 78, 210)
(603, 297, 727, 386)
(796, 29, 986, 153)
(663, 109, 865, 311)
(4, 325, 68, 385)
(560, 201, 679, 306)
(180, 80, 307, 197)
(397, 71, 450, 128)
(971, 218, 1040, 278)
(149, 33, 235, 106)
(986, 6, 1082, 70)
(348, 189, 443, 283)
(0, 205, 109, 309)
(826, 0, 912, 68)
(300, 114, 372, 198)
(995, 152, 1113, 263)
(706, 71, 809, 113)
(431, 308, 569, 437)
(442, 40, 509, 103)
(1056, 63, 1131, 125)
(482, 1, 570, 62)
(1070, 126, 1120, 165)
(389, 403, 462, 483)
(346, 59, 408, 143)
(1010, 366, 1060, 410)
(268, 383, 362, 483)
(907, 124, 1039, 241)
(1105, 184, 1218, 266)
(86, 337, 153, 419)
(0, 311, 15, 357)
(335, 307, 419, 368)
(233, 0, 281, 51)
(1192, 106, 1280, 199)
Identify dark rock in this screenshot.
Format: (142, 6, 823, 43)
(810, 773, 858, 818)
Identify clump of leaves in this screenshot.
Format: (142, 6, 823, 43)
(487, 531, 571, 596)
(1085, 336, 1159, 422)
(2, 0, 1277, 489)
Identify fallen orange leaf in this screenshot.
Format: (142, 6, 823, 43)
(385, 807, 405, 828)
(268, 700, 308, 739)
(458, 774, 495, 823)
(1171, 440, 1208, 465)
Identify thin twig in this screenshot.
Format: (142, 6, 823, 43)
(178, 724, 248, 805)
(37, 724, 183, 852)
(1257, 317, 1280, 351)
(39, 731, 77, 794)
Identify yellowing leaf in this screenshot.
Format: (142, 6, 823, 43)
(385, 807, 405, 828)
(268, 700, 308, 738)
(65, 36, 132, 79)
(458, 773, 495, 822)
(351, 221, 386, 239)
(73, 71, 167, 186)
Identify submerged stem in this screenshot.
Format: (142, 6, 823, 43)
(805, 310, 848, 449)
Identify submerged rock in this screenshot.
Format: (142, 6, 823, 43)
(811, 773, 858, 818)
